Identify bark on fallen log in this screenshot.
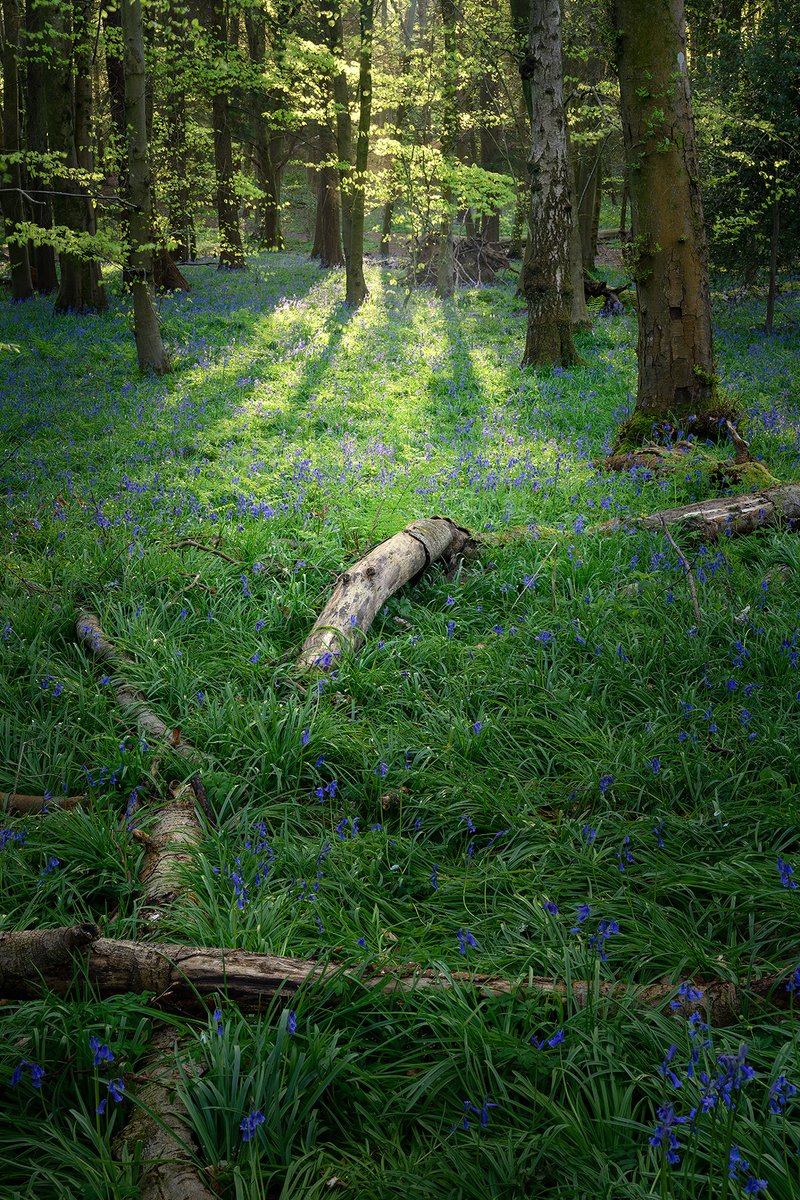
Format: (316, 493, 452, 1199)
(115, 1029, 215, 1200)
(595, 483, 800, 539)
(137, 783, 205, 924)
(77, 612, 204, 763)
(0, 925, 794, 1026)
(1, 791, 85, 814)
(297, 517, 473, 670)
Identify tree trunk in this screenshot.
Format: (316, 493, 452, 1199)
(312, 109, 345, 266)
(520, 0, 577, 366)
(22, 0, 58, 292)
(764, 193, 779, 335)
(2, 0, 35, 299)
(567, 130, 591, 329)
(436, 0, 457, 298)
(613, 0, 728, 441)
(346, 0, 374, 306)
(209, 0, 245, 269)
(47, 0, 107, 314)
(575, 143, 601, 271)
(122, 0, 169, 374)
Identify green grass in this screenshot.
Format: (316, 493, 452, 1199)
(1, 256, 799, 1198)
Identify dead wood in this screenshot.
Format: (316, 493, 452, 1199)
(170, 538, 240, 565)
(603, 441, 697, 473)
(1, 791, 85, 814)
(412, 235, 510, 287)
(76, 612, 204, 763)
(659, 517, 702, 626)
(595, 484, 800, 539)
(0, 925, 794, 1026)
(153, 249, 191, 294)
(298, 516, 474, 670)
(136, 783, 205, 923)
(115, 1028, 215, 1200)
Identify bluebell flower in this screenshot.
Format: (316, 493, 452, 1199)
(599, 774, 613, 794)
(240, 1109, 265, 1142)
(10, 1059, 45, 1089)
(581, 824, 596, 845)
(669, 981, 703, 1011)
(89, 1036, 114, 1066)
(589, 918, 619, 961)
(768, 1074, 797, 1114)
(97, 1077, 126, 1113)
(543, 899, 559, 915)
(786, 964, 800, 995)
(457, 928, 477, 954)
(213, 1008, 224, 1037)
(301, 728, 310, 745)
(728, 1145, 767, 1194)
(659, 1044, 682, 1089)
(648, 1103, 689, 1166)
(532, 1028, 565, 1049)
(570, 902, 591, 933)
(287, 1010, 297, 1035)
(777, 856, 797, 889)
(430, 864, 438, 890)
(472, 721, 483, 735)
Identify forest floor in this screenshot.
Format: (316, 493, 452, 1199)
(1, 255, 800, 1198)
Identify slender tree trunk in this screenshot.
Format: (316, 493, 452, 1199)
(331, 0, 373, 306)
(567, 130, 590, 330)
(520, 0, 577, 366)
(23, 0, 58, 292)
(48, 0, 106, 313)
(575, 143, 601, 271)
(2, 0, 34, 299)
(436, 0, 458, 298)
(479, 76, 500, 242)
(209, 0, 245, 269)
(764, 193, 779, 335)
(122, 0, 169, 374)
(312, 105, 344, 266)
(613, 0, 729, 442)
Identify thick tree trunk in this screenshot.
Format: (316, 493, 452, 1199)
(613, 0, 727, 440)
(311, 23, 345, 267)
(1, 0, 34, 299)
(575, 144, 601, 271)
(122, 0, 169, 374)
(298, 517, 472, 669)
(520, 0, 577, 366)
(245, 10, 284, 250)
(0, 925, 793, 1026)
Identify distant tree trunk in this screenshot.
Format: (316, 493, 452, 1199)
(619, 179, 628, 242)
(764, 192, 779, 335)
(613, 0, 727, 442)
(436, 0, 457, 297)
(567, 131, 590, 330)
(331, 0, 373, 306)
(210, 0, 245, 269)
(2, 0, 34, 300)
(479, 76, 501, 242)
(575, 144, 601, 271)
(164, 0, 195, 261)
(122, 0, 169, 374)
(23, 0, 58, 292)
(245, 10, 284, 250)
(519, 0, 577, 367)
(48, 0, 106, 313)
(312, 105, 344, 266)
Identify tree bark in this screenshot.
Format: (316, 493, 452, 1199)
(613, 0, 727, 440)
(311, 108, 345, 266)
(0, 792, 85, 814)
(436, 0, 458, 298)
(137, 783, 205, 920)
(347, 0, 374, 305)
(122, 0, 169, 374)
(520, 0, 577, 366)
(764, 193, 779, 335)
(209, 0, 245, 269)
(567, 129, 591, 329)
(2, 0, 35, 300)
(48, 0, 107, 314)
(0, 924, 794, 1026)
(23, 0, 58, 292)
(298, 517, 472, 670)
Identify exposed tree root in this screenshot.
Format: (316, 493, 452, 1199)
(76, 612, 204, 763)
(0, 791, 85, 814)
(297, 517, 474, 670)
(0, 924, 795, 1026)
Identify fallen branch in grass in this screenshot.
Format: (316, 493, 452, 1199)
(0, 925, 795, 1026)
(297, 516, 473, 670)
(660, 517, 702, 626)
(135, 782, 206, 924)
(298, 489, 800, 667)
(76, 612, 204, 763)
(170, 538, 240, 565)
(0, 791, 86, 814)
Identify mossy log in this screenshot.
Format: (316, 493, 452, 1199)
(298, 517, 473, 670)
(76, 612, 203, 763)
(0, 925, 794, 1026)
(595, 484, 800, 539)
(136, 782, 206, 923)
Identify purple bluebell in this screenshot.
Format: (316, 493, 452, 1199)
(457, 928, 477, 954)
(240, 1109, 266, 1142)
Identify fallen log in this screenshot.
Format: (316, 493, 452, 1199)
(595, 483, 800, 539)
(297, 516, 473, 670)
(77, 612, 204, 763)
(0, 925, 795, 1026)
(136, 782, 206, 924)
(115, 1028, 215, 1200)
(1, 791, 85, 814)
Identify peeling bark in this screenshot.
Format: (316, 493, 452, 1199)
(298, 517, 473, 670)
(596, 484, 800, 539)
(0, 925, 794, 1026)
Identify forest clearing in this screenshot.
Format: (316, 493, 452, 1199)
(1, 0, 800, 1196)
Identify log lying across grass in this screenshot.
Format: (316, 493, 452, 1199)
(0, 924, 795, 1026)
(76, 611, 203, 763)
(599, 483, 800, 539)
(136, 782, 206, 923)
(1, 791, 85, 815)
(297, 516, 473, 670)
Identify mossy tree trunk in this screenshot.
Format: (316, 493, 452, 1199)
(613, 0, 727, 442)
(122, 0, 169, 374)
(520, 0, 577, 367)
